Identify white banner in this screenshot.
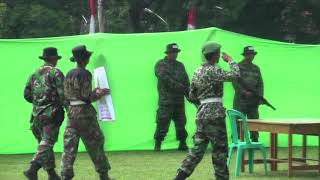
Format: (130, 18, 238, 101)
(94, 67, 115, 121)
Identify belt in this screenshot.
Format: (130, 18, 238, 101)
(200, 98, 222, 104)
(70, 100, 87, 106)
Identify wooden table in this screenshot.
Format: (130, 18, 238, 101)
(238, 119, 320, 177)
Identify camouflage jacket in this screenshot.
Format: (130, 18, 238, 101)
(155, 57, 190, 105)
(64, 68, 102, 119)
(24, 63, 65, 121)
(190, 61, 240, 119)
(232, 61, 264, 106)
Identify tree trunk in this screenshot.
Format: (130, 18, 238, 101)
(97, 0, 105, 32)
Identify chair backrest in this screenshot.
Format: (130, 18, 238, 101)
(227, 109, 251, 144)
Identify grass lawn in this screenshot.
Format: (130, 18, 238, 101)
(0, 147, 319, 180)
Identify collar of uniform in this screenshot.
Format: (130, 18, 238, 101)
(164, 56, 177, 63)
(202, 62, 216, 66)
(43, 62, 55, 67)
(240, 60, 253, 65)
(76, 66, 86, 70)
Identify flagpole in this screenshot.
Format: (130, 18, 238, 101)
(89, 0, 96, 33)
(97, 0, 105, 32)
(187, 7, 196, 30)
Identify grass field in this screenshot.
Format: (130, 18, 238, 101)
(0, 147, 319, 180)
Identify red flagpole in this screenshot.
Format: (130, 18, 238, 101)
(89, 0, 96, 33)
(187, 7, 196, 30)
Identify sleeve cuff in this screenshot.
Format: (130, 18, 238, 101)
(228, 61, 236, 65)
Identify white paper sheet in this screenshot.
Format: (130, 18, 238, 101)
(94, 67, 116, 121)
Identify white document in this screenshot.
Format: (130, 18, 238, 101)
(94, 67, 116, 121)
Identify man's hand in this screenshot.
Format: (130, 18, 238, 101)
(222, 52, 233, 63)
(96, 88, 110, 97)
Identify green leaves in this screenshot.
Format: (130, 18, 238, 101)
(0, 0, 319, 43)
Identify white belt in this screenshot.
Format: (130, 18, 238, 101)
(200, 98, 222, 104)
(70, 100, 87, 106)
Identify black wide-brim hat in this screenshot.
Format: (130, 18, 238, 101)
(242, 46, 258, 56)
(165, 43, 181, 53)
(70, 45, 93, 62)
(39, 47, 62, 60)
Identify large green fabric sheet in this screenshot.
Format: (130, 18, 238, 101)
(0, 27, 319, 154)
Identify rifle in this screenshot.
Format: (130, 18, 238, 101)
(237, 79, 276, 111)
(255, 94, 276, 111)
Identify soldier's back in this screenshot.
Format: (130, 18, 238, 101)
(31, 66, 60, 104)
(64, 68, 96, 123)
(191, 64, 224, 100)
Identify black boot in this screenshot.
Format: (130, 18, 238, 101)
(178, 140, 188, 151)
(154, 140, 162, 151)
(47, 169, 61, 180)
(61, 176, 72, 180)
(173, 170, 188, 180)
(23, 162, 41, 180)
(99, 172, 114, 180)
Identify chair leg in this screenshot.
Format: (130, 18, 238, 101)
(260, 147, 268, 175)
(248, 149, 254, 173)
(235, 147, 243, 176)
(227, 146, 233, 167)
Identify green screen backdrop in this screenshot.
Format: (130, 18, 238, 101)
(0, 27, 319, 154)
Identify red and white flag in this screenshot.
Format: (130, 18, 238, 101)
(187, 7, 196, 30)
(89, 0, 96, 33)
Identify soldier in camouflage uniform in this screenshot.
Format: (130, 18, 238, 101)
(232, 46, 264, 142)
(154, 43, 191, 151)
(60, 45, 112, 180)
(24, 47, 65, 180)
(174, 42, 240, 180)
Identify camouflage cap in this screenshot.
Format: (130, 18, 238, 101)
(202, 41, 221, 55)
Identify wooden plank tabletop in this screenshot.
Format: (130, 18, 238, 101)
(245, 119, 320, 125)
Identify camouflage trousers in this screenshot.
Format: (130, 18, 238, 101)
(61, 113, 111, 178)
(178, 117, 229, 180)
(154, 104, 188, 141)
(234, 103, 259, 142)
(30, 118, 61, 170)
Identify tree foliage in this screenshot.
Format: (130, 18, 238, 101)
(0, 0, 319, 44)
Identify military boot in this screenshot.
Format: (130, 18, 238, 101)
(47, 169, 61, 180)
(154, 140, 162, 151)
(178, 140, 188, 151)
(61, 176, 72, 180)
(23, 162, 41, 180)
(99, 172, 114, 180)
(173, 170, 188, 180)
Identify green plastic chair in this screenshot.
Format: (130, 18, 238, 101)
(226, 109, 268, 176)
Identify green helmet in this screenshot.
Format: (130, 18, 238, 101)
(202, 41, 221, 55)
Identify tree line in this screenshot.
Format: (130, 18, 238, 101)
(0, 0, 319, 44)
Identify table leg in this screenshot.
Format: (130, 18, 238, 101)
(288, 133, 293, 177)
(270, 133, 278, 171)
(274, 134, 278, 171)
(318, 136, 320, 174)
(270, 133, 275, 171)
(302, 135, 307, 163)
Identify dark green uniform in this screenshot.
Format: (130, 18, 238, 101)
(154, 57, 190, 142)
(61, 68, 111, 179)
(24, 63, 65, 170)
(232, 61, 263, 141)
